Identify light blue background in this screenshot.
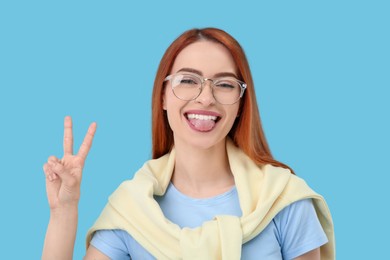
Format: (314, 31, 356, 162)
(0, 0, 389, 259)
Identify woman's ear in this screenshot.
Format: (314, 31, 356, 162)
(162, 87, 167, 110)
(236, 100, 244, 117)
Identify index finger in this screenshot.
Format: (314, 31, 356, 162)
(77, 122, 97, 160)
(63, 116, 73, 155)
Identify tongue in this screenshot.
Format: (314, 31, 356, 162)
(189, 119, 216, 131)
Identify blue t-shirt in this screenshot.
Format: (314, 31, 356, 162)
(90, 183, 328, 259)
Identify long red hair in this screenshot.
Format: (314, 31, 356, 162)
(152, 28, 293, 173)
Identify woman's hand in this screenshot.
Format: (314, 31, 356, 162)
(42, 116, 97, 260)
(43, 116, 97, 210)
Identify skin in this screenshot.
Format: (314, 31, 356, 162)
(42, 41, 320, 259)
(42, 116, 97, 260)
(163, 41, 240, 197)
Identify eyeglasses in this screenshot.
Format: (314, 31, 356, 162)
(164, 73, 247, 105)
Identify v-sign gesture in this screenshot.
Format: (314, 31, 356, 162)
(43, 116, 97, 209)
(42, 116, 97, 260)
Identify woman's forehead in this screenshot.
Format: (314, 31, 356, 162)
(170, 41, 237, 76)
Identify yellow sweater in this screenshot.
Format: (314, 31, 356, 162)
(86, 140, 335, 259)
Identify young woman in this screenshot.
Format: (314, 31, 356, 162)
(42, 28, 335, 260)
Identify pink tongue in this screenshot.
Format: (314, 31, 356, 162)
(189, 118, 216, 131)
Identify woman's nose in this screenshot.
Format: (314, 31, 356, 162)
(195, 81, 216, 106)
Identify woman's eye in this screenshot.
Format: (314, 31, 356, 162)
(180, 78, 197, 84)
(216, 82, 235, 89)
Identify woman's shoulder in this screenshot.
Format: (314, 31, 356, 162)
(275, 198, 316, 222)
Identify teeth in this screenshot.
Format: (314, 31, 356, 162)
(187, 114, 217, 121)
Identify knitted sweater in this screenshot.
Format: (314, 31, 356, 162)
(86, 140, 335, 259)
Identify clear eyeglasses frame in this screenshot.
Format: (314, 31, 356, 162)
(164, 72, 247, 105)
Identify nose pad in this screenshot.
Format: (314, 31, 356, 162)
(195, 80, 216, 105)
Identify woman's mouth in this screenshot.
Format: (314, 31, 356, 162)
(185, 113, 220, 132)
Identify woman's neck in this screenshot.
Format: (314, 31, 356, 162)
(171, 139, 235, 198)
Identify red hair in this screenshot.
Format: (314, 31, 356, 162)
(152, 28, 293, 173)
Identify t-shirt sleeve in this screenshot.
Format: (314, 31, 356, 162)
(274, 199, 328, 259)
(90, 229, 130, 260)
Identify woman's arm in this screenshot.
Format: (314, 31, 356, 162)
(294, 247, 320, 260)
(84, 245, 111, 260)
(42, 205, 78, 260)
(42, 116, 97, 260)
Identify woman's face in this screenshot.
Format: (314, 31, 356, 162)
(163, 40, 241, 151)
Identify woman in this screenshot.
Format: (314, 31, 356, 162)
(42, 28, 335, 259)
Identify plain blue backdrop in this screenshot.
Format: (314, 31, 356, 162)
(0, 0, 389, 259)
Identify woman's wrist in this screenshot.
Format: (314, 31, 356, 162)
(50, 204, 78, 219)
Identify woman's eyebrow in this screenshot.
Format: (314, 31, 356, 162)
(214, 72, 238, 78)
(177, 68, 238, 78)
(177, 68, 203, 75)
